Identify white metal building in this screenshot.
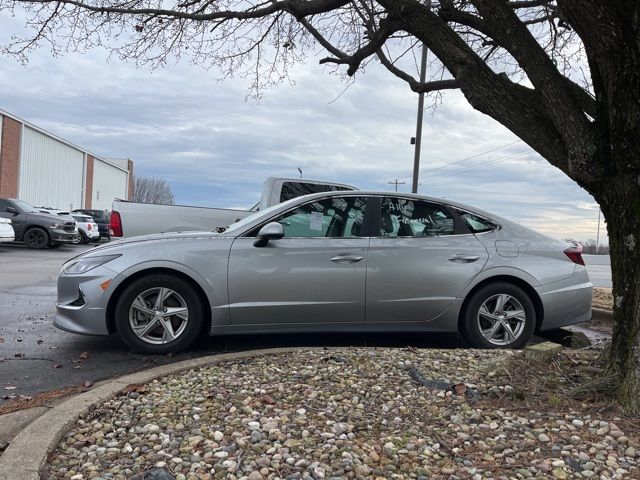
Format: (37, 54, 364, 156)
(0, 108, 133, 211)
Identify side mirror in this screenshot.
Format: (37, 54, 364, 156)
(6, 206, 18, 215)
(253, 222, 284, 247)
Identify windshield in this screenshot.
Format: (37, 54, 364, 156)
(223, 197, 301, 234)
(12, 199, 41, 214)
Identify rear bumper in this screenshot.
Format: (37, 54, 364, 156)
(537, 268, 593, 331)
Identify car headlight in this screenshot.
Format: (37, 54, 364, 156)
(62, 255, 121, 274)
(49, 222, 65, 229)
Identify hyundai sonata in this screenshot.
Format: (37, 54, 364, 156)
(55, 192, 592, 354)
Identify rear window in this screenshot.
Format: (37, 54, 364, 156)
(280, 182, 352, 203)
(460, 212, 498, 233)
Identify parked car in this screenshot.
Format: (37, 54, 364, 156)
(110, 177, 356, 238)
(0, 217, 15, 243)
(0, 198, 78, 249)
(37, 207, 81, 243)
(55, 191, 593, 354)
(72, 209, 110, 241)
(70, 214, 100, 244)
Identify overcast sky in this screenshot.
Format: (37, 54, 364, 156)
(0, 14, 606, 243)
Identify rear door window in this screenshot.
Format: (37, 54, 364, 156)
(379, 198, 455, 237)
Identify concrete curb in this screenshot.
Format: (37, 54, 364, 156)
(592, 307, 613, 322)
(0, 347, 307, 480)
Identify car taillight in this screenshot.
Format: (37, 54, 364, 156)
(110, 211, 123, 237)
(88, 224, 92, 230)
(564, 244, 585, 266)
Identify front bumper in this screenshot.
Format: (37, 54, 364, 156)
(50, 228, 79, 244)
(54, 266, 117, 336)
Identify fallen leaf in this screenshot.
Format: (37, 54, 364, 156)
(4, 386, 17, 390)
(121, 383, 148, 395)
(0, 357, 5, 362)
(16, 338, 22, 342)
(49, 346, 59, 350)
(0, 336, 4, 343)
(37, 339, 44, 345)
(79, 351, 90, 359)
(257, 395, 275, 405)
(166, 352, 175, 358)
(454, 383, 468, 395)
(53, 363, 63, 369)
(83, 380, 94, 388)
(72, 359, 83, 364)
(73, 366, 82, 370)
(14, 353, 24, 358)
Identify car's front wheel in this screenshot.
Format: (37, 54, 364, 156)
(461, 282, 535, 349)
(115, 274, 205, 354)
(24, 227, 49, 249)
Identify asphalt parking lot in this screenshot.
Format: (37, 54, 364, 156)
(0, 242, 474, 403)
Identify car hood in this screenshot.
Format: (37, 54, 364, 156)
(24, 212, 72, 223)
(86, 230, 221, 253)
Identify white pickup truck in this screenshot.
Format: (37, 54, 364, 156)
(110, 177, 356, 238)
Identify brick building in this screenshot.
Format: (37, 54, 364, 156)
(0, 108, 133, 211)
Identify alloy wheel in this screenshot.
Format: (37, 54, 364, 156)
(24, 229, 48, 249)
(128, 287, 189, 345)
(476, 293, 526, 346)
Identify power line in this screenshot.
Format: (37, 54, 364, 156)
(419, 139, 524, 176)
(426, 149, 533, 179)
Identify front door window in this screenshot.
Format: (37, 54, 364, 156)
(273, 196, 368, 238)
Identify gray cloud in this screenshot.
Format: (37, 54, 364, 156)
(0, 13, 605, 243)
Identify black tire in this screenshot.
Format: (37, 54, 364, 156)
(91, 237, 100, 243)
(23, 227, 49, 249)
(460, 282, 536, 349)
(114, 274, 205, 354)
(79, 231, 90, 244)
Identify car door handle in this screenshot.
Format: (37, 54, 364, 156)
(448, 254, 480, 263)
(330, 254, 364, 264)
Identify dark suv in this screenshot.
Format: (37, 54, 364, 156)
(0, 198, 78, 249)
(72, 209, 110, 240)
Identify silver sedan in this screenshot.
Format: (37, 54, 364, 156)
(54, 192, 592, 354)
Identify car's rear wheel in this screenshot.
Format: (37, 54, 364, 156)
(24, 227, 49, 249)
(461, 282, 535, 349)
(79, 231, 90, 244)
(115, 274, 204, 354)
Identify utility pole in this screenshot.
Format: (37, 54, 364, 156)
(412, 44, 428, 194)
(596, 208, 601, 253)
(389, 179, 406, 192)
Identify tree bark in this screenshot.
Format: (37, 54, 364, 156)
(599, 175, 640, 412)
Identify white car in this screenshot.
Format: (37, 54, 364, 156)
(0, 217, 15, 242)
(70, 214, 100, 244)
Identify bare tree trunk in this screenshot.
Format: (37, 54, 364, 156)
(600, 175, 640, 413)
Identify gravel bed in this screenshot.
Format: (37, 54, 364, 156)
(592, 288, 613, 311)
(44, 348, 639, 480)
